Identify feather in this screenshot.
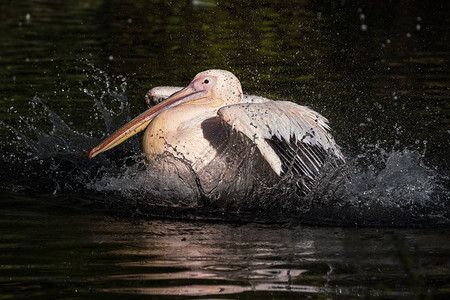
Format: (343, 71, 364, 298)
(218, 100, 344, 191)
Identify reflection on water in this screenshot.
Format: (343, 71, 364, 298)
(1, 195, 449, 298)
(1, 0, 449, 298)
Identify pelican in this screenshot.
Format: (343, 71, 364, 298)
(89, 70, 344, 202)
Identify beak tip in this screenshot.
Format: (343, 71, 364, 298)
(88, 148, 97, 159)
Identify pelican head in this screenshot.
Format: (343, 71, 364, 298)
(191, 69, 243, 106)
(88, 69, 243, 158)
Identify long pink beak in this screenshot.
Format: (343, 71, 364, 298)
(88, 86, 207, 158)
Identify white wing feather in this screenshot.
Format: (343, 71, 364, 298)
(218, 100, 344, 177)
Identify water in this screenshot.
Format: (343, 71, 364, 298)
(1, 0, 449, 298)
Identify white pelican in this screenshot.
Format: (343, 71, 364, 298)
(89, 70, 344, 199)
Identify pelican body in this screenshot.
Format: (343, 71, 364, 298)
(89, 70, 344, 206)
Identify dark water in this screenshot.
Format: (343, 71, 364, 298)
(1, 0, 449, 298)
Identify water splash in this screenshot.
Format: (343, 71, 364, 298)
(80, 61, 131, 135)
(305, 149, 449, 226)
(1, 66, 448, 225)
(0, 65, 133, 194)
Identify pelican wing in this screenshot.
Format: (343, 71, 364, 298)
(218, 101, 344, 184)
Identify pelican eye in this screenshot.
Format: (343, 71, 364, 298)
(203, 79, 209, 84)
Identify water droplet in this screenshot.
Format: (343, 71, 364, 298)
(360, 24, 368, 31)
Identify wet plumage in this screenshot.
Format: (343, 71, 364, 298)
(89, 70, 344, 199)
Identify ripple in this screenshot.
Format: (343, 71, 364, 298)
(103, 283, 323, 296)
(202, 264, 249, 272)
(103, 285, 249, 296)
(112, 271, 222, 281)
